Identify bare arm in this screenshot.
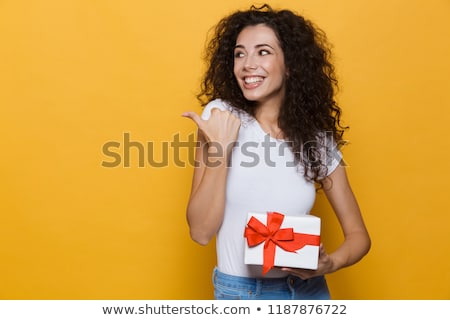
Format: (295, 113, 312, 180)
(183, 109, 241, 245)
(282, 164, 371, 278)
(322, 164, 371, 271)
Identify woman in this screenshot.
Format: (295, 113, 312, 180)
(183, 4, 370, 300)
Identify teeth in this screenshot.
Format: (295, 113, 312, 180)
(244, 76, 263, 84)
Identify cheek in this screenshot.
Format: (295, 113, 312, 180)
(233, 65, 240, 81)
(272, 63, 287, 80)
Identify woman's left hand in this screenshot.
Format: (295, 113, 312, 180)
(281, 244, 335, 280)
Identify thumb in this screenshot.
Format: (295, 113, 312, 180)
(181, 111, 203, 128)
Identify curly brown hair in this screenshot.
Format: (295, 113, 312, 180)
(197, 4, 347, 183)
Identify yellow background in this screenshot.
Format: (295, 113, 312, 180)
(1, 0, 449, 299)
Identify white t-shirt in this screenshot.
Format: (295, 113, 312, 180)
(201, 99, 342, 278)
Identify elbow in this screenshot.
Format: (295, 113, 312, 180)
(356, 230, 371, 261)
(190, 229, 213, 246)
(364, 233, 372, 256)
(188, 218, 215, 246)
(186, 204, 222, 246)
(186, 206, 218, 246)
(347, 229, 372, 265)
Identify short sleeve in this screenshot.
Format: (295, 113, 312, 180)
(317, 132, 343, 176)
(326, 146, 343, 176)
(201, 99, 232, 120)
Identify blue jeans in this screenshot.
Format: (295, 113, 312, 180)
(212, 267, 331, 300)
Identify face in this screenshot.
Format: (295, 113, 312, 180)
(233, 24, 287, 108)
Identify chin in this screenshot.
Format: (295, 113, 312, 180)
(242, 93, 260, 102)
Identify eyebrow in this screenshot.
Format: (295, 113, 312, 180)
(234, 43, 275, 50)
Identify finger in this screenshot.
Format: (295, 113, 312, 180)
(181, 111, 204, 127)
(210, 107, 222, 115)
(319, 243, 327, 257)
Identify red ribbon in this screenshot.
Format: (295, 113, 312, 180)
(244, 212, 320, 275)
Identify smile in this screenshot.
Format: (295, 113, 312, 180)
(244, 76, 264, 84)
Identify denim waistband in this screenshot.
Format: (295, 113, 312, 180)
(213, 267, 296, 288)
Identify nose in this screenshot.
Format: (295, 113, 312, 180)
(244, 55, 258, 70)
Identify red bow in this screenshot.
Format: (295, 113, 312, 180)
(244, 212, 320, 275)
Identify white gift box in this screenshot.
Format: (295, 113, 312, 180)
(244, 212, 321, 274)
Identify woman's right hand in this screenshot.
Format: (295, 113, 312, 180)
(182, 108, 241, 160)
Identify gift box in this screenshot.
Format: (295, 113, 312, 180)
(244, 211, 321, 275)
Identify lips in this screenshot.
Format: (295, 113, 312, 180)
(242, 76, 264, 89)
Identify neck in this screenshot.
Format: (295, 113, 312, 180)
(254, 103, 284, 139)
(253, 92, 284, 122)
(255, 104, 279, 124)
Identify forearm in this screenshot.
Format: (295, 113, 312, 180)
(186, 158, 229, 245)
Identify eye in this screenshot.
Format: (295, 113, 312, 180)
(234, 51, 245, 58)
(259, 49, 270, 56)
